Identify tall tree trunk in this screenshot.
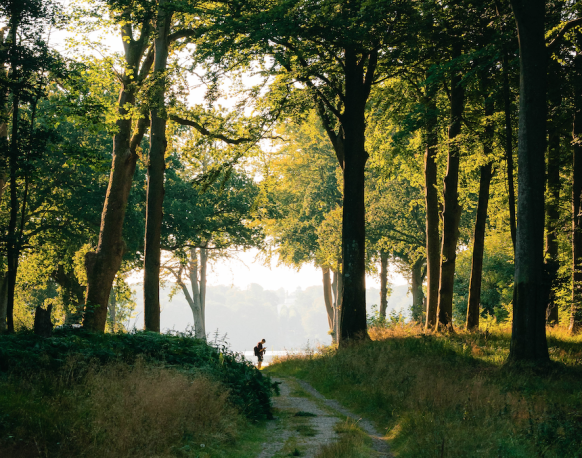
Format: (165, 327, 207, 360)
(507, 0, 549, 363)
(84, 95, 148, 331)
(571, 34, 582, 334)
(436, 44, 465, 332)
(322, 267, 334, 330)
(411, 258, 425, 322)
(502, 53, 517, 251)
(84, 20, 153, 332)
(466, 82, 494, 331)
(545, 62, 562, 324)
(199, 245, 207, 333)
(144, 2, 172, 332)
(6, 92, 19, 333)
(379, 251, 389, 319)
(109, 287, 117, 333)
(466, 164, 493, 330)
(0, 271, 8, 333)
(338, 48, 374, 344)
(424, 96, 440, 330)
(331, 262, 342, 343)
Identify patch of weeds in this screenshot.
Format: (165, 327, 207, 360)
(294, 411, 317, 417)
(295, 424, 318, 437)
(315, 419, 372, 458)
(274, 437, 302, 458)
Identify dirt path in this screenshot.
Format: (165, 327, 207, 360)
(257, 376, 391, 458)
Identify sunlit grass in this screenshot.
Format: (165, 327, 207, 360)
(267, 323, 582, 458)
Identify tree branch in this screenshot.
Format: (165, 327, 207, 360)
(547, 17, 582, 53)
(169, 115, 252, 144)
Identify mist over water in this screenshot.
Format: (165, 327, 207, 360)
(126, 283, 412, 353)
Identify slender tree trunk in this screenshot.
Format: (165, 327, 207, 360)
(339, 48, 372, 344)
(183, 248, 206, 340)
(331, 262, 342, 343)
(322, 267, 334, 330)
(545, 62, 562, 324)
(379, 251, 389, 319)
(109, 287, 117, 333)
(0, 271, 8, 333)
(83, 20, 152, 332)
(467, 83, 494, 331)
(437, 44, 465, 332)
(507, 0, 550, 363)
(424, 97, 440, 330)
(143, 2, 172, 332)
(0, 120, 7, 204)
(502, 53, 517, 251)
(571, 35, 582, 334)
(411, 258, 425, 322)
(6, 93, 19, 333)
(466, 164, 493, 330)
(199, 245, 207, 333)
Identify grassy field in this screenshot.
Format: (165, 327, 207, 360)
(266, 324, 582, 458)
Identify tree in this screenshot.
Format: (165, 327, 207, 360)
(195, 0, 414, 343)
(507, 0, 549, 363)
(83, 0, 153, 332)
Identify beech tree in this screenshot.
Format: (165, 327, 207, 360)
(195, 0, 414, 343)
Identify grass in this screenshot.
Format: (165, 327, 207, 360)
(314, 418, 374, 458)
(0, 330, 277, 457)
(266, 323, 582, 458)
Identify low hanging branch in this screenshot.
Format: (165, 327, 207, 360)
(547, 17, 582, 52)
(169, 114, 252, 144)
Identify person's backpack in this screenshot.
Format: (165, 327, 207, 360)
(254, 345, 259, 357)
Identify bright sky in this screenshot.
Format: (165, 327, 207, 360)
(202, 249, 407, 291)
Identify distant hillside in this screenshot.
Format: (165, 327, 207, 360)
(127, 283, 412, 352)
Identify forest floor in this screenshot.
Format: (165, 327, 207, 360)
(257, 375, 389, 457)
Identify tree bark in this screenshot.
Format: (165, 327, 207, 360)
(507, 0, 550, 363)
(0, 271, 8, 333)
(424, 97, 440, 330)
(83, 20, 153, 332)
(571, 33, 582, 334)
(466, 163, 493, 330)
(466, 81, 494, 331)
(322, 267, 334, 330)
(436, 44, 465, 332)
(379, 251, 389, 319)
(331, 265, 342, 343)
(411, 258, 425, 322)
(545, 61, 562, 325)
(6, 91, 19, 333)
(337, 47, 374, 344)
(502, 53, 517, 251)
(177, 247, 207, 340)
(108, 287, 117, 332)
(143, 2, 172, 332)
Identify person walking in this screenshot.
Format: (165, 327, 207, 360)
(254, 338, 266, 369)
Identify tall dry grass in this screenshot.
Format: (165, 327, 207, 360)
(1, 362, 242, 458)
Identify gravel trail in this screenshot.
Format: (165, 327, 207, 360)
(256, 376, 391, 458)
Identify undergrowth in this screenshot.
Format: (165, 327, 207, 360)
(0, 329, 277, 457)
(267, 324, 582, 458)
